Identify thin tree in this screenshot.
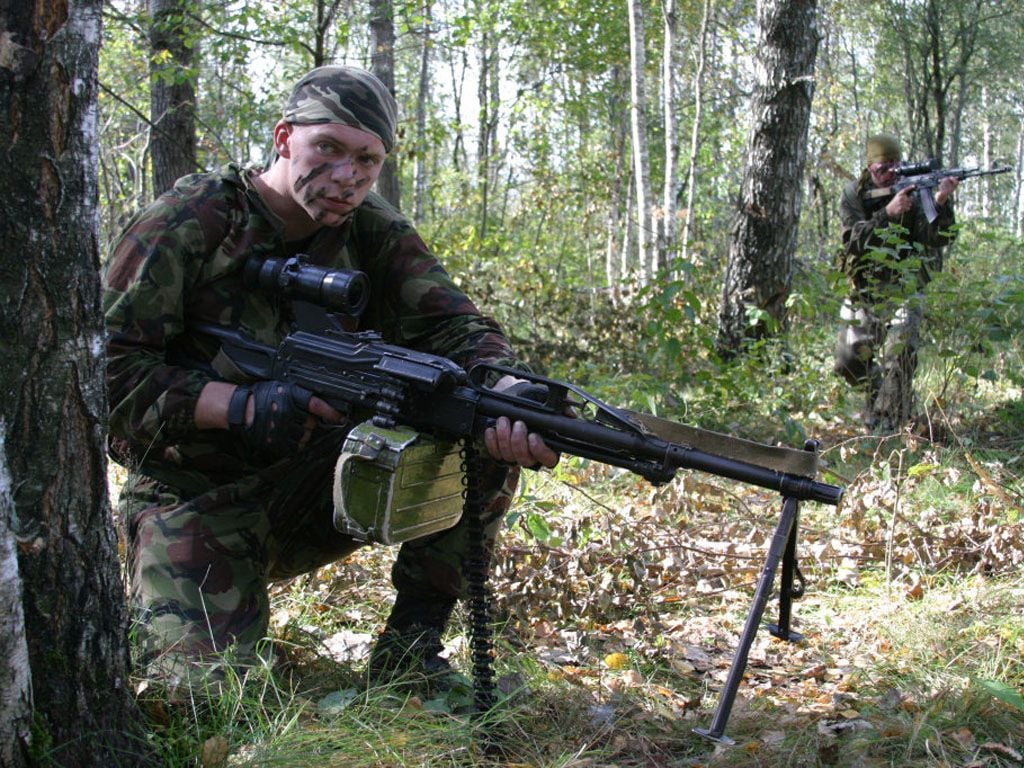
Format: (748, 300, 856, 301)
(476, 0, 501, 242)
(313, 0, 345, 67)
(716, 0, 819, 356)
(626, 0, 655, 284)
(660, 0, 680, 265)
(679, 0, 715, 265)
(149, 0, 198, 193)
(1016, 114, 1024, 238)
(883, 0, 988, 164)
(605, 67, 631, 302)
(413, 0, 434, 222)
(370, 0, 401, 207)
(0, 1, 144, 764)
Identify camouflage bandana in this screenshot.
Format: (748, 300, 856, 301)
(283, 66, 398, 153)
(866, 134, 901, 165)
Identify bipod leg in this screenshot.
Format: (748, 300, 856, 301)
(767, 501, 804, 642)
(693, 495, 800, 745)
(768, 439, 817, 641)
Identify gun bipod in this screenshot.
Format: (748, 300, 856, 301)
(693, 440, 820, 745)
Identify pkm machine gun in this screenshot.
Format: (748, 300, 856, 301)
(209, 255, 845, 744)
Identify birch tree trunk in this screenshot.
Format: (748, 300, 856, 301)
(716, 0, 819, 356)
(605, 66, 629, 303)
(413, 0, 433, 222)
(370, 0, 401, 207)
(1015, 117, 1024, 239)
(476, 7, 499, 241)
(627, 0, 654, 283)
(0, 436, 31, 768)
(0, 1, 144, 763)
(660, 0, 679, 266)
(149, 0, 198, 194)
(680, 0, 715, 265)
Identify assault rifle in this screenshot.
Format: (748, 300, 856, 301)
(200, 255, 844, 742)
(863, 158, 1012, 223)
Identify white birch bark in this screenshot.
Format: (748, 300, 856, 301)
(680, 0, 715, 265)
(627, 0, 654, 283)
(0, 423, 31, 768)
(660, 0, 679, 266)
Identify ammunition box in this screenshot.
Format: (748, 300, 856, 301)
(332, 421, 465, 544)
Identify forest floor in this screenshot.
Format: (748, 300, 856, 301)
(118, 400, 1024, 767)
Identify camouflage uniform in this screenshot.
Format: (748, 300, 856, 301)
(103, 164, 521, 680)
(834, 162, 956, 431)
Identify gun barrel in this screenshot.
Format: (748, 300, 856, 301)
(473, 395, 843, 505)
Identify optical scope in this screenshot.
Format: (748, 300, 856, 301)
(245, 255, 370, 317)
(894, 158, 940, 176)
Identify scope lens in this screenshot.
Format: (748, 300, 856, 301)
(320, 270, 370, 315)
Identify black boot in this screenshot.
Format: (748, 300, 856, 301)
(367, 593, 457, 689)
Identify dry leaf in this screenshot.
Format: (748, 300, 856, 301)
(604, 652, 629, 669)
(948, 727, 975, 749)
(200, 735, 229, 768)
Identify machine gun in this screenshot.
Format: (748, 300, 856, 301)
(863, 158, 1012, 223)
(204, 254, 845, 742)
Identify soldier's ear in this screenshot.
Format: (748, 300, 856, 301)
(273, 121, 293, 160)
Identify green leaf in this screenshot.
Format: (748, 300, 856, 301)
(316, 688, 360, 716)
(974, 679, 1024, 713)
(526, 512, 552, 542)
(906, 463, 940, 478)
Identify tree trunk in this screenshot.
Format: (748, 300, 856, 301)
(370, 0, 401, 208)
(0, 436, 31, 768)
(149, 0, 198, 194)
(1015, 117, 1024, 239)
(413, 0, 433, 222)
(627, 0, 654, 283)
(0, 2, 144, 764)
(313, 0, 343, 67)
(680, 0, 715, 265)
(660, 0, 679, 266)
(605, 67, 630, 303)
(886, 0, 984, 164)
(716, 0, 819, 357)
(476, 8, 500, 243)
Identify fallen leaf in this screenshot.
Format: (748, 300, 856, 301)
(905, 576, 924, 601)
(620, 670, 644, 687)
(604, 652, 629, 669)
(948, 727, 975, 749)
(200, 735, 229, 767)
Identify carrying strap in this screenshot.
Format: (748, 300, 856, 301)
(623, 410, 819, 479)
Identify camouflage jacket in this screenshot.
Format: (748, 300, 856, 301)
(839, 173, 956, 295)
(103, 164, 521, 484)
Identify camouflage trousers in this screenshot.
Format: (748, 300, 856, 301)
(118, 431, 518, 681)
(834, 294, 924, 431)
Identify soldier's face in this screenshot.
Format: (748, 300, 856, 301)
(275, 122, 386, 226)
(868, 161, 898, 187)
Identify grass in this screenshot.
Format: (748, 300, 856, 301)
(128, 569, 1023, 767)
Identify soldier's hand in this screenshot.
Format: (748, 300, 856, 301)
(885, 185, 915, 217)
(934, 176, 959, 206)
(484, 415, 560, 469)
(484, 375, 560, 468)
(230, 380, 342, 459)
